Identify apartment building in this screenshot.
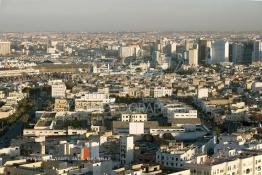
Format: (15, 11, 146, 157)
(186, 151, 262, 175)
(51, 82, 66, 98)
(120, 136, 134, 165)
(121, 113, 148, 122)
(156, 146, 196, 168)
(151, 87, 173, 98)
(54, 99, 69, 112)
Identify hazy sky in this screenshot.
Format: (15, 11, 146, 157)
(0, 0, 261, 32)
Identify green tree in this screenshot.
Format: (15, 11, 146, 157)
(20, 114, 30, 123)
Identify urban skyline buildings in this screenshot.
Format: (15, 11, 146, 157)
(0, 0, 262, 32)
(0, 41, 10, 56)
(0, 0, 261, 174)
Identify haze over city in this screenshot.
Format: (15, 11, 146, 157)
(0, 0, 262, 32)
(0, 0, 262, 174)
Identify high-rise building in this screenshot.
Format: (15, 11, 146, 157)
(232, 42, 253, 64)
(252, 40, 262, 62)
(152, 51, 171, 69)
(0, 42, 11, 56)
(119, 46, 135, 58)
(188, 49, 198, 66)
(198, 39, 212, 65)
(120, 136, 134, 165)
(242, 42, 253, 64)
(165, 42, 177, 55)
(210, 40, 229, 64)
(185, 40, 194, 51)
(232, 42, 244, 64)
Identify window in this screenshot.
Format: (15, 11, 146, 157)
(246, 169, 250, 174)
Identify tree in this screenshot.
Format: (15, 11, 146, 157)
(20, 114, 30, 123)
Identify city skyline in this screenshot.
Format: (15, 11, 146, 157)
(0, 0, 262, 32)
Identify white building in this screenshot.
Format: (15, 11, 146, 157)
(152, 87, 172, 98)
(186, 152, 262, 175)
(0, 42, 11, 56)
(152, 51, 172, 69)
(120, 136, 134, 165)
(156, 147, 196, 168)
(75, 99, 104, 112)
(113, 164, 190, 175)
(121, 113, 147, 122)
(186, 40, 195, 51)
(164, 106, 198, 123)
(252, 82, 262, 92)
(197, 88, 208, 99)
(167, 42, 177, 55)
(129, 122, 144, 135)
(51, 83, 66, 98)
(83, 160, 112, 175)
(119, 46, 138, 58)
(80, 93, 113, 103)
(210, 40, 229, 64)
(171, 109, 198, 119)
(0, 147, 20, 157)
(188, 49, 198, 66)
(75, 92, 115, 112)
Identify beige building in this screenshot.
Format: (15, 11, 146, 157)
(54, 99, 69, 112)
(188, 49, 198, 66)
(0, 42, 11, 56)
(186, 151, 262, 175)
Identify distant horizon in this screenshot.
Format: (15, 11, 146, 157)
(0, 0, 262, 32)
(0, 30, 262, 34)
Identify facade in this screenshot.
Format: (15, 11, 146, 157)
(121, 113, 147, 122)
(129, 122, 144, 135)
(119, 46, 135, 58)
(252, 82, 262, 92)
(152, 87, 172, 98)
(198, 88, 209, 99)
(186, 152, 262, 175)
(113, 164, 190, 175)
(170, 42, 177, 54)
(186, 40, 195, 51)
(156, 147, 196, 168)
(253, 40, 262, 62)
(198, 39, 212, 65)
(75, 99, 104, 112)
(81, 93, 111, 103)
(232, 42, 253, 64)
(0, 42, 11, 56)
(188, 49, 199, 66)
(51, 83, 66, 98)
(210, 40, 229, 64)
(232, 42, 244, 64)
(120, 136, 134, 165)
(75, 93, 113, 112)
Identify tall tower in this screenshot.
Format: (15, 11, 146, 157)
(210, 40, 229, 64)
(0, 42, 11, 56)
(232, 42, 244, 64)
(253, 40, 262, 63)
(188, 49, 198, 66)
(120, 136, 134, 165)
(198, 39, 212, 65)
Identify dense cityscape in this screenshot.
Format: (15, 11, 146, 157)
(0, 31, 261, 175)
